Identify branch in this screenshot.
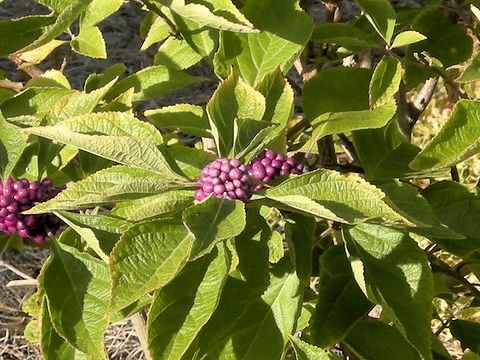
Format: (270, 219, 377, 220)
(430, 257, 480, 299)
(337, 133, 360, 165)
(138, 0, 180, 38)
(0, 260, 35, 281)
(396, 78, 438, 141)
(0, 79, 23, 92)
(410, 77, 439, 119)
(130, 311, 153, 360)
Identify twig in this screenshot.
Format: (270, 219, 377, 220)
(138, 0, 180, 38)
(0, 261, 35, 281)
(130, 311, 152, 360)
(287, 115, 309, 140)
(285, 75, 303, 96)
(314, 222, 341, 247)
(430, 257, 480, 299)
(450, 165, 460, 182)
(396, 78, 438, 140)
(338, 133, 360, 165)
(317, 135, 337, 167)
(6, 279, 38, 288)
(410, 77, 439, 119)
(0, 79, 23, 92)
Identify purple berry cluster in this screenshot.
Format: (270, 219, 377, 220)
(195, 158, 252, 202)
(248, 149, 304, 190)
(0, 178, 60, 244)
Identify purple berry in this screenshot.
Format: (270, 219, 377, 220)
(0, 177, 61, 244)
(41, 178, 53, 187)
(229, 168, 242, 180)
(213, 184, 226, 195)
(265, 150, 276, 159)
(0, 196, 10, 207)
(225, 182, 235, 192)
(220, 163, 232, 173)
(195, 158, 252, 202)
(247, 149, 305, 190)
(195, 189, 207, 201)
(265, 166, 276, 176)
(271, 159, 282, 169)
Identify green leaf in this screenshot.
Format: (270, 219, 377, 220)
(390, 30, 426, 49)
(167, 144, 217, 179)
(377, 180, 463, 239)
(147, 243, 230, 360)
(302, 100, 396, 151)
(171, 9, 218, 60)
(343, 320, 421, 360)
(421, 181, 480, 258)
(36, 0, 79, 13)
(312, 23, 377, 48)
(266, 169, 407, 225)
(183, 196, 246, 260)
(57, 111, 164, 145)
(369, 56, 402, 109)
(205, 264, 303, 359)
(213, 0, 313, 85)
(41, 300, 88, 360)
(345, 224, 433, 360)
(206, 73, 266, 157)
(285, 214, 316, 285)
(0, 15, 55, 56)
(187, 0, 253, 28)
(110, 190, 193, 222)
(84, 63, 126, 93)
(21, 0, 91, 53)
(356, 0, 396, 42)
(145, 104, 211, 138)
(54, 211, 130, 258)
(105, 66, 206, 102)
(240, 69, 294, 162)
(289, 336, 342, 360)
(2, 81, 113, 124)
(141, 17, 170, 50)
(195, 209, 270, 352)
(405, 9, 473, 89)
(71, 26, 106, 58)
(451, 320, 480, 355)
(410, 100, 480, 170)
(26, 68, 70, 88)
(109, 219, 194, 312)
(257, 194, 345, 222)
(0, 113, 28, 180)
(352, 118, 422, 180)
(457, 53, 480, 83)
(170, 3, 258, 33)
(25, 166, 186, 214)
(310, 246, 372, 348)
(43, 241, 110, 359)
(267, 230, 285, 264)
(23, 126, 184, 180)
(233, 118, 274, 158)
(153, 37, 203, 69)
(81, 0, 123, 27)
(303, 66, 372, 119)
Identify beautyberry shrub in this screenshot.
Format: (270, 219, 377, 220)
(0, 178, 60, 244)
(248, 149, 304, 190)
(196, 158, 252, 202)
